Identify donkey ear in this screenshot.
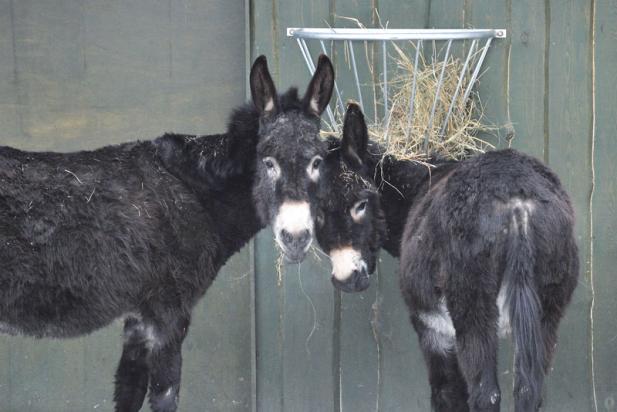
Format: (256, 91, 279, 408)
(302, 54, 335, 116)
(250, 55, 278, 115)
(341, 102, 368, 167)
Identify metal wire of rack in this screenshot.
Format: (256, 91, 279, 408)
(287, 27, 506, 151)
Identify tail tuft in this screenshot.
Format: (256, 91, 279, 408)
(505, 207, 545, 410)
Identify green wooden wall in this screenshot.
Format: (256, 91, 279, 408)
(250, 0, 616, 411)
(0, 0, 615, 411)
(0, 1, 252, 411)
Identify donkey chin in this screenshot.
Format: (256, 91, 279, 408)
(273, 200, 314, 263)
(329, 247, 371, 292)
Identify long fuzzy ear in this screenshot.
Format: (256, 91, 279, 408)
(302, 54, 335, 116)
(341, 103, 368, 167)
(250, 55, 278, 115)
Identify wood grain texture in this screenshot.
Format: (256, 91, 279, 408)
(333, 1, 383, 411)
(508, 0, 547, 159)
(0, 1, 252, 411)
(465, 0, 510, 149)
(276, 1, 338, 410)
(592, 1, 617, 410)
(248, 0, 605, 411)
(545, 0, 594, 410)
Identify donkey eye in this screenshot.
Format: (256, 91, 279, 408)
(351, 199, 368, 221)
(263, 157, 275, 169)
(262, 157, 281, 180)
(307, 155, 322, 182)
(312, 157, 322, 169)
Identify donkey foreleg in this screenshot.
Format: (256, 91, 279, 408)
(114, 317, 152, 412)
(147, 314, 190, 412)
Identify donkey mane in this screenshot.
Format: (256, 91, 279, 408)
(156, 88, 312, 193)
(155, 104, 260, 192)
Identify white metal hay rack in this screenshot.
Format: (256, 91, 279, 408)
(287, 27, 506, 152)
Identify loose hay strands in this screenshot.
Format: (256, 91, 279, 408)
(373, 42, 495, 161)
(321, 22, 496, 162)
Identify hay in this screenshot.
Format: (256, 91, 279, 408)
(323, 36, 496, 161)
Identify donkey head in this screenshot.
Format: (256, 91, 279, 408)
(250, 55, 334, 263)
(315, 103, 387, 292)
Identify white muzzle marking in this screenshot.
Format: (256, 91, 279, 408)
(274, 201, 313, 248)
(330, 247, 367, 281)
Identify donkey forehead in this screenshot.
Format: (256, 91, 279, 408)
(257, 115, 325, 158)
(259, 112, 320, 142)
(322, 158, 375, 202)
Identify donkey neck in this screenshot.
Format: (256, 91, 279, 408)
(155, 105, 263, 260)
(366, 151, 457, 257)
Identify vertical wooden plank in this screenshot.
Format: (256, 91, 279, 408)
(80, 327, 125, 411)
(509, 0, 547, 159)
(251, 0, 277, 64)
(366, 3, 435, 412)
(466, 0, 510, 149)
(276, 2, 337, 410)
(255, 229, 284, 412)
(182, 248, 253, 412)
(428, 0, 465, 28)
(545, 0, 594, 410)
(250, 0, 284, 409)
(0, 336, 89, 411)
(592, 1, 617, 411)
(333, 1, 381, 410)
(333, 0, 378, 124)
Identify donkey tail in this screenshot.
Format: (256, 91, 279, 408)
(504, 206, 545, 408)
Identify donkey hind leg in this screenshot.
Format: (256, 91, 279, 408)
(454, 319, 500, 412)
(148, 314, 190, 412)
(412, 315, 469, 412)
(114, 317, 152, 412)
(447, 264, 501, 412)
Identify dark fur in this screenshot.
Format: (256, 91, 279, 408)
(316, 104, 579, 412)
(0, 55, 334, 412)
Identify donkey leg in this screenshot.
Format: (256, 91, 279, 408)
(455, 325, 500, 412)
(147, 314, 190, 412)
(445, 271, 501, 412)
(114, 317, 151, 412)
(412, 316, 469, 412)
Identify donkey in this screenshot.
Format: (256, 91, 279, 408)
(0, 54, 334, 412)
(315, 103, 579, 412)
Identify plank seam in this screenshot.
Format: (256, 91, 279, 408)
(505, 0, 513, 147)
(543, 0, 550, 163)
(588, 0, 598, 410)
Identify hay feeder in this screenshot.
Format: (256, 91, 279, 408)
(287, 27, 507, 160)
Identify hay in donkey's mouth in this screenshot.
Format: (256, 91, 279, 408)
(323, 38, 496, 162)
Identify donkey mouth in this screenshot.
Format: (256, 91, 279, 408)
(279, 242, 312, 264)
(331, 270, 370, 293)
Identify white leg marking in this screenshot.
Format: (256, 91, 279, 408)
(122, 315, 160, 349)
(419, 301, 456, 353)
(329, 247, 367, 281)
(497, 282, 511, 338)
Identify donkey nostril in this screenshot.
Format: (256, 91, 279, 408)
(280, 229, 294, 244)
(298, 229, 311, 244)
(355, 269, 370, 291)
